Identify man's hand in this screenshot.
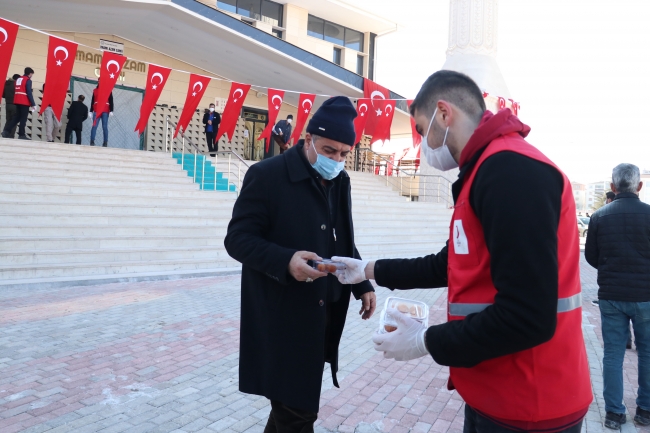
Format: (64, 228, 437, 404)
(109, 112, 114, 117)
(359, 292, 376, 320)
(331, 256, 370, 284)
(288, 251, 327, 282)
(208, 120, 212, 125)
(372, 308, 429, 361)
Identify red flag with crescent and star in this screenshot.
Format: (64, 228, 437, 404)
(135, 64, 171, 135)
(39, 36, 78, 121)
(93, 51, 127, 126)
(174, 73, 211, 138)
(415, 144, 421, 171)
(289, 93, 315, 144)
(216, 82, 251, 143)
(0, 18, 19, 101)
(363, 78, 390, 137)
(258, 88, 285, 150)
(407, 100, 422, 148)
(369, 99, 396, 145)
(353, 98, 370, 147)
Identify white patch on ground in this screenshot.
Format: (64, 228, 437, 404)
(100, 383, 160, 405)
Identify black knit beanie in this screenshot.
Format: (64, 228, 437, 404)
(306, 96, 357, 146)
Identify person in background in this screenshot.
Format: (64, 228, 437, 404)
(586, 163, 650, 429)
(606, 191, 616, 204)
(271, 114, 293, 154)
(90, 80, 113, 147)
(64, 95, 88, 145)
(41, 84, 61, 143)
(3, 74, 20, 138)
(1, 67, 37, 140)
(202, 103, 221, 157)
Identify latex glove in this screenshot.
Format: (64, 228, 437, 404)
(88, 112, 93, 119)
(109, 112, 114, 117)
(372, 308, 429, 361)
(30, 106, 37, 113)
(331, 256, 369, 285)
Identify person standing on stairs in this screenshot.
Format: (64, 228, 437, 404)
(90, 80, 113, 147)
(271, 114, 293, 154)
(203, 103, 220, 157)
(3, 74, 21, 138)
(41, 84, 61, 143)
(64, 95, 89, 145)
(2, 68, 37, 140)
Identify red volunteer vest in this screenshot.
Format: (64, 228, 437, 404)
(447, 133, 592, 421)
(13, 76, 30, 106)
(92, 88, 110, 114)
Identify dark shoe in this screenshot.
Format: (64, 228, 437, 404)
(102, 142, 107, 147)
(18, 135, 29, 140)
(0, 131, 7, 138)
(605, 412, 626, 429)
(90, 140, 95, 146)
(635, 408, 650, 426)
(592, 300, 599, 306)
(627, 341, 633, 350)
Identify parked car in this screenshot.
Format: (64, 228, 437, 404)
(578, 219, 588, 237)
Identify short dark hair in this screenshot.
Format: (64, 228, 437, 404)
(605, 191, 615, 200)
(24, 67, 34, 76)
(209, 103, 215, 106)
(78, 95, 85, 101)
(12, 74, 20, 80)
(409, 70, 486, 122)
(287, 114, 294, 120)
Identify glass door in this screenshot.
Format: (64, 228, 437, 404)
(242, 109, 268, 161)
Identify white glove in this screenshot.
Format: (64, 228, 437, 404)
(331, 256, 369, 285)
(88, 112, 93, 119)
(109, 112, 114, 117)
(30, 106, 37, 113)
(372, 308, 429, 361)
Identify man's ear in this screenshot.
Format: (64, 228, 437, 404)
(638, 182, 644, 193)
(610, 183, 617, 194)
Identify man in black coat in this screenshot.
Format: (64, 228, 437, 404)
(202, 103, 221, 156)
(224, 97, 376, 433)
(3, 74, 20, 138)
(64, 95, 89, 145)
(271, 114, 293, 155)
(586, 163, 650, 428)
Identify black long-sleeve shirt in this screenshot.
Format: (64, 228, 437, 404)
(374, 151, 564, 368)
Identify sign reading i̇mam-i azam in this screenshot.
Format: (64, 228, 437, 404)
(75, 40, 146, 81)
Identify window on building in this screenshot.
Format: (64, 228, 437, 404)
(333, 48, 342, 65)
(307, 15, 324, 39)
(272, 29, 283, 39)
(308, 14, 364, 52)
(324, 22, 344, 46)
(345, 29, 364, 52)
(218, 0, 283, 27)
(356, 55, 364, 75)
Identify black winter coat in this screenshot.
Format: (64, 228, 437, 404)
(586, 192, 650, 301)
(224, 142, 373, 413)
(66, 101, 89, 129)
(202, 111, 221, 134)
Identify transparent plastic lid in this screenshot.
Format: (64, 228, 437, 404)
(310, 259, 347, 273)
(378, 296, 429, 333)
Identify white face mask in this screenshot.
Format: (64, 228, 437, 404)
(421, 108, 458, 171)
(209, 107, 215, 112)
(287, 118, 293, 124)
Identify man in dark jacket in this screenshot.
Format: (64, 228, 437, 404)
(333, 71, 591, 433)
(2, 67, 37, 140)
(3, 74, 20, 138)
(90, 81, 113, 147)
(271, 114, 293, 155)
(202, 103, 220, 156)
(64, 95, 89, 145)
(586, 163, 650, 429)
(224, 97, 376, 433)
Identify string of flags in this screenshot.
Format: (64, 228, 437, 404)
(0, 16, 520, 151)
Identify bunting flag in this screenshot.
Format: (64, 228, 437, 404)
(363, 78, 390, 136)
(135, 64, 171, 135)
(216, 81, 251, 143)
(258, 88, 284, 151)
(397, 146, 410, 163)
(0, 18, 19, 101)
(289, 93, 315, 144)
(498, 96, 506, 109)
(93, 51, 127, 126)
(174, 73, 211, 138)
(406, 100, 421, 148)
(39, 36, 78, 121)
(369, 99, 396, 145)
(353, 98, 370, 146)
(415, 144, 421, 171)
(508, 99, 520, 116)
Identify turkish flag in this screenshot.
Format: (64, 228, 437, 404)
(39, 36, 78, 121)
(369, 99, 396, 145)
(0, 18, 19, 101)
(174, 73, 211, 138)
(258, 88, 285, 151)
(415, 144, 421, 171)
(397, 146, 411, 162)
(289, 93, 315, 144)
(93, 51, 127, 126)
(353, 98, 370, 147)
(407, 100, 421, 148)
(216, 82, 251, 143)
(135, 64, 171, 135)
(363, 78, 390, 136)
(508, 99, 520, 116)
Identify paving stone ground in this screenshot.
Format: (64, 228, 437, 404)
(0, 254, 646, 433)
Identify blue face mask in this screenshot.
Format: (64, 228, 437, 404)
(309, 142, 345, 180)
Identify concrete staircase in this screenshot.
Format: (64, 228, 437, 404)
(0, 139, 451, 288)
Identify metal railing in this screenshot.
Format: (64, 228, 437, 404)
(352, 147, 454, 207)
(164, 117, 250, 194)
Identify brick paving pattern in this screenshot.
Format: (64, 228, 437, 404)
(0, 255, 646, 432)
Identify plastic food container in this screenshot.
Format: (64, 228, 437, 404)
(310, 259, 347, 273)
(379, 297, 429, 333)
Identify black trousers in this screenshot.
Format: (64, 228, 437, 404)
(263, 400, 317, 433)
(463, 405, 584, 433)
(205, 131, 218, 155)
(4, 103, 17, 137)
(3, 105, 30, 137)
(64, 125, 82, 144)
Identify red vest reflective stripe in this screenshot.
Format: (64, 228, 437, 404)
(92, 88, 110, 114)
(13, 76, 30, 106)
(447, 133, 592, 421)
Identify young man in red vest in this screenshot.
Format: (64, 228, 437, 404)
(89, 80, 114, 147)
(334, 70, 592, 432)
(2, 67, 36, 140)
